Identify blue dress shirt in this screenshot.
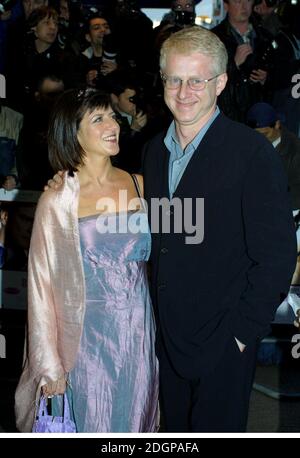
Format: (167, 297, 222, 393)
(164, 107, 220, 197)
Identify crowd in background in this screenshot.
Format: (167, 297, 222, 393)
(0, 0, 299, 270)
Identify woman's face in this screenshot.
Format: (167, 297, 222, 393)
(77, 106, 120, 159)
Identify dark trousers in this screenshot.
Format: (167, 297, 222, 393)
(159, 335, 258, 432)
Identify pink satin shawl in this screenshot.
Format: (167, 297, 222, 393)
(15, 173, 86, 432)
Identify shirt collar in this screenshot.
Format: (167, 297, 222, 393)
(164, 106, 220, 154)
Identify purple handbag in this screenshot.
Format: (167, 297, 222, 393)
(32, 393, 76, 433)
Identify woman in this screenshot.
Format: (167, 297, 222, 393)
(15, 88, 159, 432)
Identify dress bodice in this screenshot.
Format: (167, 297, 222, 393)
(78, 211, 151, 303)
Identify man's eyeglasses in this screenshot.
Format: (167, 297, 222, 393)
(160, 73, 222, 91)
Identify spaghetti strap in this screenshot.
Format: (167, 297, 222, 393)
(131, 174, 142, 198)
(131, 174, 147, 212)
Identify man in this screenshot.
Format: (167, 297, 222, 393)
(212, 0, 274, 122)
(109, 71, 147, 172)
(246, 102, 300, 210)
(47, 26, 296, 432)
(7, 6, 63, 112)
(246, 102, 300, 326)
(161, 0, 196, 27)
(105, 0, 154, 74)
(64, 13, 117, 89)
(142, 26, 296, 432)
(251, 0, 300, 136)
(82, 14, 117, 86)
(253, 0, 282, 36)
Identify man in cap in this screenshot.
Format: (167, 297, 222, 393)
(246, 102, 300, 211)
(247, 102, 300, 327)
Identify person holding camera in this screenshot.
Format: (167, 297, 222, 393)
(253, 0, 282, 37)
(161, 1, 196, 27)
(213, 0, 275, 122)
(105, 0, 154, 75)
(66, 13, 117, 89)
(108, 71, 148, 173)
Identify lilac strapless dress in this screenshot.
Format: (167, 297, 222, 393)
(53, 210, 159, 432)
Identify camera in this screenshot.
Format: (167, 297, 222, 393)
(243, 39, 277, 77)
(116, 0, 139, 16)
(174, 10, 195, 26)
(128, 93, 146, 115)
(102, 33, 118, 65)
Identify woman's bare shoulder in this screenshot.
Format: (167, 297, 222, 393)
(113, 168, 144, 197)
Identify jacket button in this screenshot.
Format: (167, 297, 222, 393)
(160, 247, 168, 254)
(166, 210, 174, 216)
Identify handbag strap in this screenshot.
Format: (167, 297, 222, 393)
(37, 396, 48, 417)
(37, 392, 71, 420)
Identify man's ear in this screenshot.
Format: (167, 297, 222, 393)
(31, 26, 37, 38)
(85, 33, 91, 44)
(216, 73, 228, 96)
(224, 0, 229, 13)
(275, 120, 281, 130)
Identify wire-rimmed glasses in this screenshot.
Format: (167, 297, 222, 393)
(160, 73, 222, 91)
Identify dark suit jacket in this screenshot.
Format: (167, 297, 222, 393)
(143, 113, 297, 379)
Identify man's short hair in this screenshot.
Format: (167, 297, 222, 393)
(83, 13, 110, 36)
(160, 25, 228, 75)
(36, 74, 64, 92)
(105, 71, 138, 96)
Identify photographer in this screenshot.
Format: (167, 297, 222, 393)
(108, 70, 148, 173)
(66, 12, 117, 89)
(252, 0, 300, 135)
(213, 0, 275, 122)
(161, 0, 196, 27)
(253, 0, 282, 36)
(106, 0, 154, 74)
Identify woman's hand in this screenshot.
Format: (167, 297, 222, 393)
(42, 376, 67, 397)
(294, 309, 300, 328)
(44, 171, 65, 191)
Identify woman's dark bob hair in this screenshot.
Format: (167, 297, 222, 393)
(48, 88, 112, 173)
